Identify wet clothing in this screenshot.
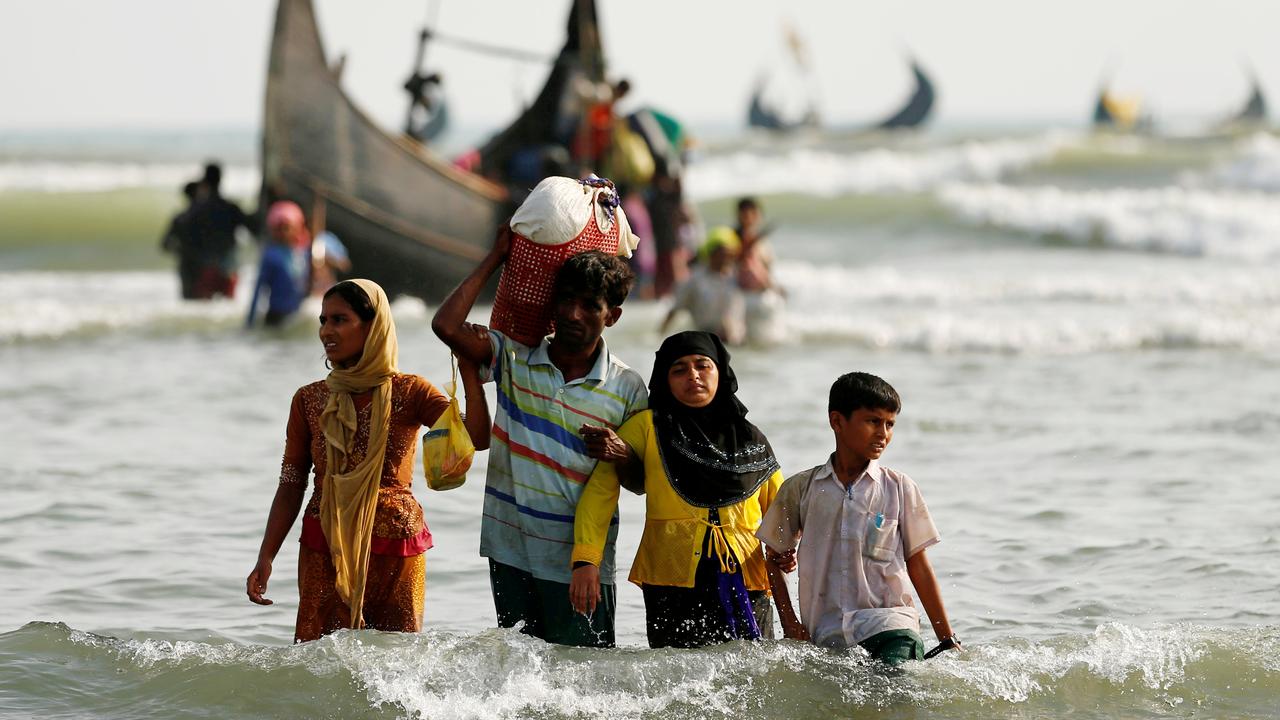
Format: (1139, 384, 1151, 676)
(574, 411, 783, 592)
(858, 628, 926, 665)
(756, 457, 940, 649)
(294, 544, 425, 643)
(188, 194, 251, 298)
(489, 560, 615, 648)
(247, 243, 309, 326)
(641, 532, 760, 649)
(669, 268, 744, 345)
(479, 330, 646, 646)
(279, 373, 449, 641)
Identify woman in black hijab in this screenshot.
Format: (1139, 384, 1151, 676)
(570, 331, 786, 648)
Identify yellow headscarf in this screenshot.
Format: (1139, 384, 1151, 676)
(318, 279, 397, 629)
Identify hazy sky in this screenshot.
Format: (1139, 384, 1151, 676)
(2, 0, 1277, 134)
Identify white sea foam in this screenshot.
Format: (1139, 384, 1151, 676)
(684, 133, 1073, 200)
(1196, 133, 1280, 192)
(0, 161, 259, 197)
(938, 182, 1280, 259)
(770, 259, 1280, 354)
(0, 271, 244, 342)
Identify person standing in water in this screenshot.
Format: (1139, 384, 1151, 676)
(432, 231, 648, 648)
(160, 180, 201, 299)
(571, 331, 784, 647)
(758, 372, 961, 663)
(188, 162, 252, 299)
(246, 280, 484, 642)
(245, 201, 310, 328)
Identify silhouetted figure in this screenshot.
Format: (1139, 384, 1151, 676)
(160, 181, 201, 299)
(188, 162, 252, 299)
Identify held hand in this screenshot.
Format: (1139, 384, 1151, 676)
(569, 564, 601, 616)
(580, 424, 629, 463)
(767, 547, 798, 573)
(246, 559, 274, 605)
(781, 618, 810, 642)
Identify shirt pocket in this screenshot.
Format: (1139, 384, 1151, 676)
(862, 515, 899, 562)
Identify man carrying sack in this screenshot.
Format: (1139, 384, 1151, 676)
(431, 177, 647, 647)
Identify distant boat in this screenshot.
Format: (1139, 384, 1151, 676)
(260, 0, 604, 300)
(874, 60, 935, 129)
(747, 80, 820, 132)
(1091, 86, 1152, 132)
(747, 57, 936, 133)
(1221, 74, 1268, 128)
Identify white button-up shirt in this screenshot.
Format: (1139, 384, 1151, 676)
(757, 456, 940, 647)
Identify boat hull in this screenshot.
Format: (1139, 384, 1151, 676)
(262, 0, 508, 300)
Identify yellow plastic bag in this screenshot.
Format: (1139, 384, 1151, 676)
(422, 356, 474, 491)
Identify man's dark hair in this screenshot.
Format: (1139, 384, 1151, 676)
(829, 372, 901, 416)
(202, 162, 223, 190)
(323, 281, 377, 322)
(182, 181, 199, 200)
(553, 250, 636, 308)
(736, 196, 759, 213)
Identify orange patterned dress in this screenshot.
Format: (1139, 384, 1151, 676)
(279, 373, 450, 642)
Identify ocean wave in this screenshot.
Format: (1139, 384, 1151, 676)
(684, 133, 1073, 200)
(938, 182, 1280, 259)
(3, 621, 1277, 719)
(1193, 132, 1280, 193)
(0, 161, 259, 197)
(0, 271, 245, 343)
(768, 260, 1280, 354)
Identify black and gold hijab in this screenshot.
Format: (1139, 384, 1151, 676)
(648, 331, 779, 508)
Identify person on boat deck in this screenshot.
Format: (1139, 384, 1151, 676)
(246, 201, 310, 328)
(757, 372, 961, 664)
(245, 279, 489, 642)
(571, 331, 785, 648)
(661, 227, 745, 346)
(432, 234, 648, 648)
(159, 180, 200, 299)
(188, 162, 253, 299)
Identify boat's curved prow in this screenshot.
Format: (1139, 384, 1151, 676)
(875, 60, 935, 129)
(262, 0, 511, 300)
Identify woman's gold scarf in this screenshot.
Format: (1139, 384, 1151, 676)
(318, 279, 397, 629)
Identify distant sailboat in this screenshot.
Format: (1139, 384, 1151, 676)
(748, 55, 936, 133)
(747, 23, 821, 132)
(1221, 73, 1268, 128)
(874, 59, 935, 129)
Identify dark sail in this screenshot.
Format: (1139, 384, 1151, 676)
(876, 61, 935, 129)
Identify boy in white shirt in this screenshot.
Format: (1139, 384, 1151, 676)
(757, 372, 960, 663)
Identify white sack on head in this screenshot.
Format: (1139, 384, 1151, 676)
(510, 176, 637, 258)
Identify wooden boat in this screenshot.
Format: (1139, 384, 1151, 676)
(748, 58, 935, 133)
(261, 0, 604, 300)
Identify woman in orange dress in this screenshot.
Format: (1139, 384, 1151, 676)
(245, 279, 481, 642)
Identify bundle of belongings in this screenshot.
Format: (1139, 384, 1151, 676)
(490, 175, 640, 346)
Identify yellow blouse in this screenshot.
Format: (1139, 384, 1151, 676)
(573, 410, 784, 591)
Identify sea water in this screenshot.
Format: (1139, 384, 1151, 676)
(2, 128, 1279, 718)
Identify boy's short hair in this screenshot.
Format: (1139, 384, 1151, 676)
(736, 196, 759, 213)
(829, 372, 901, 416)
(553, 250, 636, 308)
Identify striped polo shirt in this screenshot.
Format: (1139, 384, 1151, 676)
(481, 330, 648, 584)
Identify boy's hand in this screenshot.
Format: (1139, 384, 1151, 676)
(780, 617, 810, 642)
(766, 546, 797, 573)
